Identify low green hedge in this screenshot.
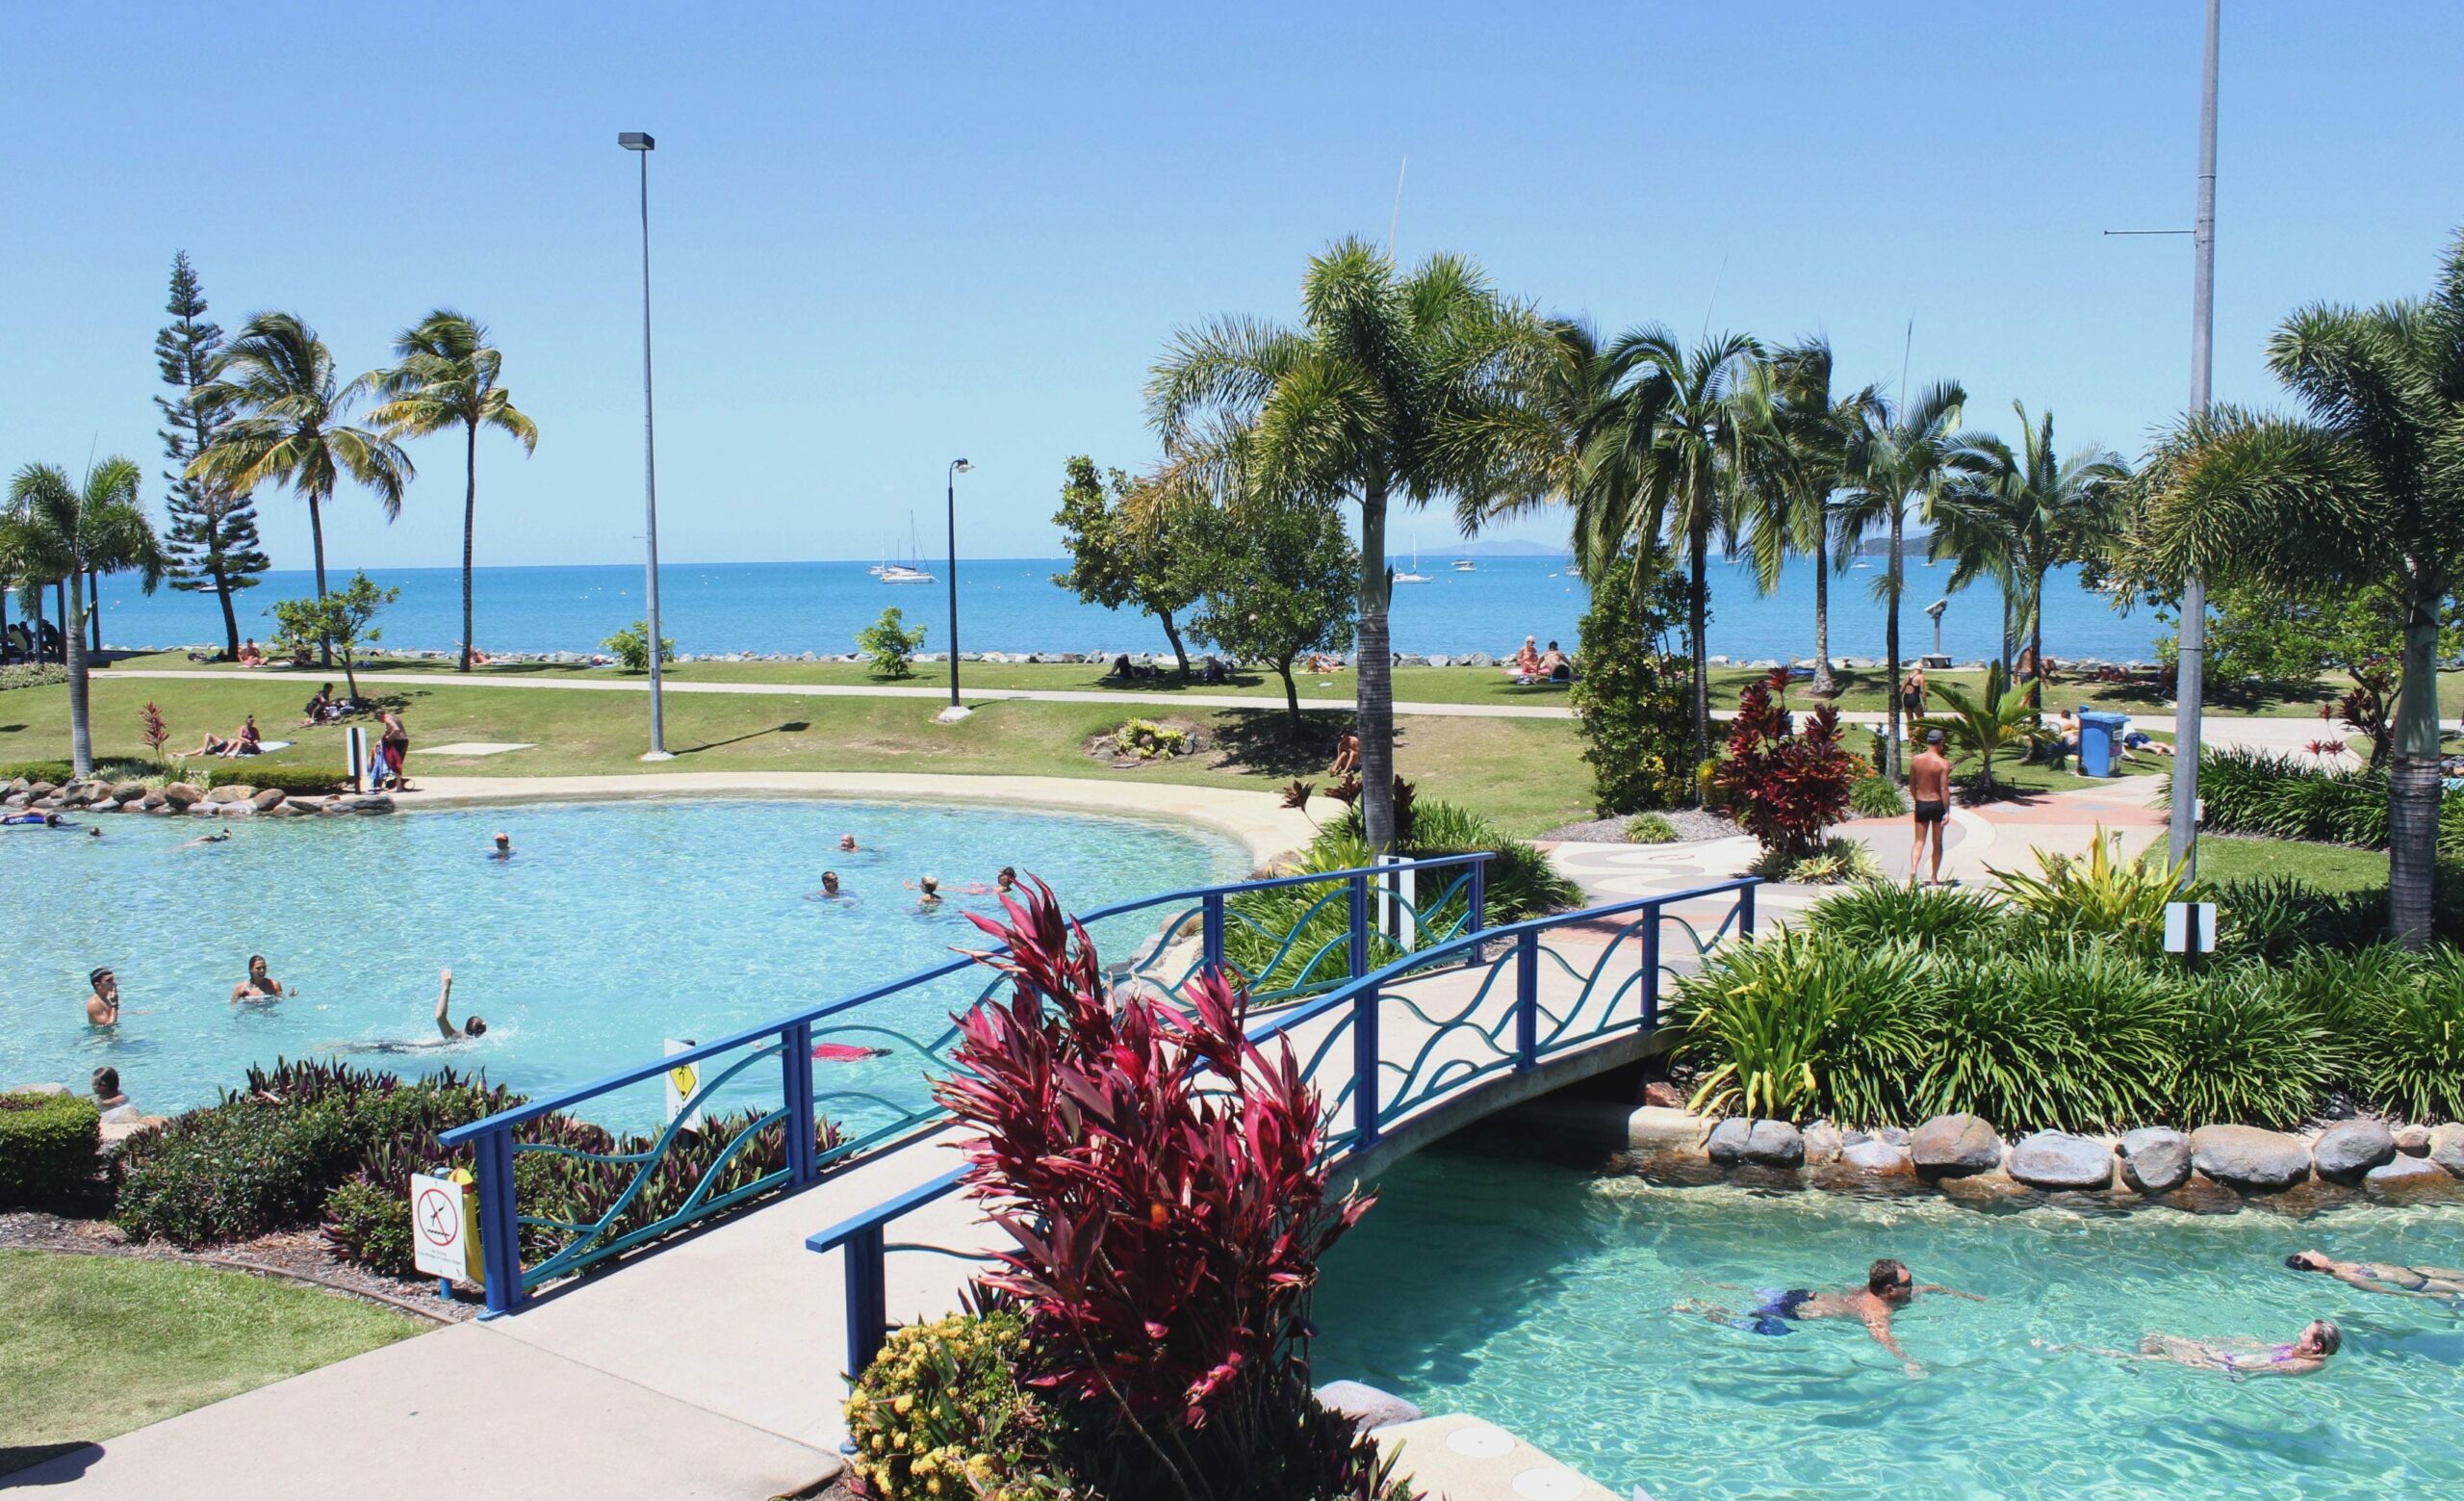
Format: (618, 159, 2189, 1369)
(2183, 746, 2464, 856)
(0, 1091, 101, 1206)
(218, 765, 352, 796)
(0, 663, 69, 691)
(0, 760, 77, 786)
(115, 1102, 357, 1245)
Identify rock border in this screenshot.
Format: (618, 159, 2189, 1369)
(3, 776, 392, 820)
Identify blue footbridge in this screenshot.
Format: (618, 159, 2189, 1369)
(438, 856, 1759, 1452)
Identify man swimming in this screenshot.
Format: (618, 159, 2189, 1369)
(178, 830, 234, 849)
(837, 833, 860, 852)
(2044, 1320, 2340, 1379)
(231, 954, 288, 1003)
(1681, 1259, 1981, 1378)
(2285, 1251, 2464, 1299)
(342, 969, 485, 1052)
(808, 870, 849, 900)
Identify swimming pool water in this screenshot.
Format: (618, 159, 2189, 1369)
(1315, 1144, 2464, 1500)
(0, 798, 1243, 1128)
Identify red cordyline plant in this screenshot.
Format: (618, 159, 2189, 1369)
(935, 880, 1374, 1473)
(1712, 667, 1866, 857)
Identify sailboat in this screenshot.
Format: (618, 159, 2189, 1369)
(881, 512, 935, 583)
(1451, 557, 1476, 572)
(1394, 534, 1430, 583)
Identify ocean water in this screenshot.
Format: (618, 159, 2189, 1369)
(1315, 1146, 2464, 1501)
(57, 556, 2162, 664)
(1, 797, 1243, 1128)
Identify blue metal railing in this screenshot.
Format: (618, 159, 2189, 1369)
(806, 875, 1759, 1377)
(439, 852, 1493, 1315)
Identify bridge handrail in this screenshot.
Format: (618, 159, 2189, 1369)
(804, 875, 1759, 1374)
(440, 850, 1496, 1314)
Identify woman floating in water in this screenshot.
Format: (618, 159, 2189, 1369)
(2040, 1320, 2340, 1379)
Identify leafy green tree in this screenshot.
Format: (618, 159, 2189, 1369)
(269, 571, 397, 702)
(190, 312, 412, 661)
(1834, 382, 1989, 777)
(858, 605, 928, 679)
(1146, 240, 1559, 851)
(1918, 660, 2048, 796)
(1735, 339, 1883, 700)
(0, 459, 166, 775)
(602, 620, 675, 674)
(366, 310, 538, 672)
(155, 252, 270, 660)
(2124, 226, 2464, 945)
(1570, 545, 1693, 814)
(1572, 328, 1763, 771)
(1052, 455, 1201, 675)
(1186, 499, 1359, 725)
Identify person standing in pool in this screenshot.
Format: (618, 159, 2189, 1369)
(838, 834, 860, 852)
(1681, 1259, 1982, 1378)
(2285, 1251, 2464, 1300)
(809, 870, 850, 900)
(1909, 730, 1952, 886)
(911, 875, 943, 911)
(2045, 1320, 2340, 1378)
(489, 832, 513, 861)
(86, 967, 121, 1028)
(379, 708, 412, 790)
(231, 954, 288, 1003)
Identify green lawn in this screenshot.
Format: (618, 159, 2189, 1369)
(2, 671, 1596, 839)
(0, 1251, 422, 1469)
(2194, 835, 2394, 893)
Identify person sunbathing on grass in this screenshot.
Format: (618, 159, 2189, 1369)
(2040, 1320, 2340, 1379)
(1678, 1258, 1983, 1379)
(2285, 1251, 2464, 1300)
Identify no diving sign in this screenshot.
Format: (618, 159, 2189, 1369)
(410, 1171, 481, 1282)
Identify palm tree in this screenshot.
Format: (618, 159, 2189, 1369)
(190, 312, 412, 660)
(1938, 404, 2129, 703)
(1735, 339, 1882, 700)
(1834, 381, 1986, 778)
(2127, 227, 2464, 947)
(1572, 328, 1762, 769)
(367, 310, 538, 672)
(1146, 240, 1560, 851)
(1, 460, 166, 776)
(1919, 660, 2049, 796)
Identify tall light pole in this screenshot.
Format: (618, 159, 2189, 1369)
(619, 130, 672, 760)
(2169, 0, 2220, 870)
(942, 458, 972, 717)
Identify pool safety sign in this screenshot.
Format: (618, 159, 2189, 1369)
(410, 1170, 481, 1281)
(664, 1038, 704, 1129)
(2164, 901, 2219, 955)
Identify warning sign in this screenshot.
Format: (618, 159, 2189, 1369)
(410, 1171, 479, 1281)
(664, 1038, 704, 1129)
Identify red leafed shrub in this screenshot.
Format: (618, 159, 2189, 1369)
(1713, 668, 1866, 858)
(936, 879, 1401, 1499)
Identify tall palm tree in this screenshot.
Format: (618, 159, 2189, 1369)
(1, 460, 166, 777)
(1735, 339, 1883, 700)
(2127, 227, 2464, 947)
(190, 312, 412, 660)
(1572, 328, 1762, 768)
(1146, 240, 1560, 852)
(1833, 381, 1985, 777)
(1938, 404, 2129, 703)
(367, 310, 538, 672)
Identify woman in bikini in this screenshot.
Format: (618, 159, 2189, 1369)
(2045, 1319, 2340, 1378)
(2285, 1250, 2464, 1299)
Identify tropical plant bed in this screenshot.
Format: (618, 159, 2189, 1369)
(1083, 714, 1208, 766)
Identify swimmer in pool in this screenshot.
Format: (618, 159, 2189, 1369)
(179, 830, 233, 849)
(808, 870, 852, 901)
(910, 875, 943, 910)
(231, 954, 288, 1003)
(1679, 1259, 1981, 1378)
(343, 970, 484, 1052)
(838, 834, 860, 852)
(86, 968, 121, 1028)
(959, 867, 1019, 896)
(2043, 1320, 2340, 1379)
(489, 832, 512, 861)
(2285, 1251, 2464, 1300)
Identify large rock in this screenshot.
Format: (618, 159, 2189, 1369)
(1802, 1122, 1845, 1166)
(162, 782, 202, 809)
(2365, 1153, 2448, 1187)
(2312, 1119, 2397, 1183)
(327, 793, 395, 815)
(107, 780, 145, 803)
(2191, 1125, 2313, 1193)
(1841, 1138, 1913, 1174)
(203, 784, 253, 805)
(26, 781, 57, 797)
(1627, 1106, 1708, 1154)
(1316, 1381, 1422, 1433)
(1744, 1119, 1805, 1167)
(249, 788, 287, 812)
(140, 789, 167, 811)
(1640, 1080, 1686, 1109)
(1705, 1118, 1754, 1165)
(2431, 1124, 2464, 1178)
(2118, 1127, 2194, 1193)
(2008, 1131, 2114, 1191)
(2395, 1124, 2432, 1156)
(1911, 1114, 2003, 1178)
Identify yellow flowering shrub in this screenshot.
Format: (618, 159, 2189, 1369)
(843, 1310, 1071, 1500)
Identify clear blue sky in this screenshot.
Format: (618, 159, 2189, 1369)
(2, 2, 2455, 571)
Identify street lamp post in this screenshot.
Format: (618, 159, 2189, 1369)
(2169, 0, 2220, 871)
(942, 459, 972, 717)
(619, 130, 672, 760)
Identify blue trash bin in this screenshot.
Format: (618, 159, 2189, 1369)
(2077, 710, 2129, 778)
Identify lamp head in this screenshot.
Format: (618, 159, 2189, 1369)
(618, 132, 655, 151)
(952, 458, 973, 474)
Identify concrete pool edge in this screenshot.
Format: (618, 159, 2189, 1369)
(386, 770, 1314, 868)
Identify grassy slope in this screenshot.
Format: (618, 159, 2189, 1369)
(0, 1251, 420, 1462)
(2, 673, 1595, 838)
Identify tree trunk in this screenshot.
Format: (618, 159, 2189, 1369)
(2030, 565, 2048, 709)
(54, 582, 66, 663)
(1, 584, 10, 662)
(1999, 581, 2014, 679)
(1688, 522, 1710, 776)
(1158, 610, 1191, 678)
(216, 566, 242, 660)
(341, 650, 362, 705)
(459, 421, 477, 672)
(65, 570, 92, 778)
(1884, 506, 1904, 780)
(88, 570, 101, 653)
(2387, 582, 2444, 948)
(1810, 524, 1835, 697)
(309, 489, 333, 667)
(1276, 655, 1301, 727)
(1357, 480, 1397, 854)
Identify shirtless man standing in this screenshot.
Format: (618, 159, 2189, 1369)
(1681, 1258, 1983, 1378)
(1909, 729, 1953, 886)
(86, 967, 121, 1028)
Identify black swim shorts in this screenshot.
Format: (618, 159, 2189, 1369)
(1913, 799, 1947, 824)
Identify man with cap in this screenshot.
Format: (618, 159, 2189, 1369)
(1909, 728, 1953, 886)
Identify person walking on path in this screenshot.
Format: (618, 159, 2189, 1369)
(1909, 729, 1953, 886)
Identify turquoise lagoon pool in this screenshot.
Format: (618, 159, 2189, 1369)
(1316, 1146, 2464, 1500)
(1, 797, 1243, 1128)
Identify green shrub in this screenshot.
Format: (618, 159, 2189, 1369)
(1109, 717, 1191, 760)
(857, 606, 928, 679)
(1991, 833, 2199, 958)
(1748, 836, 1881, 885)
(0, 662, 69, 691)
(321, 1173, 416, 1277)
(1668, 930, 1932, 1126)
(0, 760, 76, 785)
(0, 1091, 101, 1206)
(2275, 946, 2464, 1122)
(844, 1309, 1066, 1500)
(602, 620, 675, 674)
(1568, 546, 1694, 815)
(1625, 812, 1680, 844)
(1805, 882, 2012, 956)
(2182, 746, 2464, 856)
(2161, 969, 2339, 1127)
(116, 1102, 357, 1246)
(228, 765, 351, 795)
(1922, 944, 2175, 1132)
(1848, 774, 1907, 819)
